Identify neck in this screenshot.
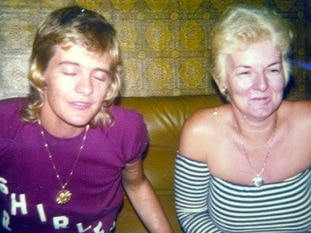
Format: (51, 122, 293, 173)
(233, 111, 277, 147)
(38, 117, 88, 138)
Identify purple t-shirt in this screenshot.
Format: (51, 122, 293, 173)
(0, 98, 148, 232)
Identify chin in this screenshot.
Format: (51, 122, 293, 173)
(66, 117, 92, 128)
(248, 109, 276, 119)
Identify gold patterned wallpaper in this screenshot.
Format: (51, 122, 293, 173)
(0, 0, 310, 99)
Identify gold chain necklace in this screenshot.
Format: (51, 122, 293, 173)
(236, 120, 276, 187)
(38, 120, 89, 204)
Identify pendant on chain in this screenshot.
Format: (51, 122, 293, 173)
(56, 189, 72, 204)
(38, 120, 90, 205)
(252, 175, 264, 187)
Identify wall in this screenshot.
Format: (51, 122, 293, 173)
(0, 0, 309, 99)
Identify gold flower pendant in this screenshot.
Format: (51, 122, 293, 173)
(56, 189, 72, 204)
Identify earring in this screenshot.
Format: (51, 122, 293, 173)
(223, 86, 229, 95)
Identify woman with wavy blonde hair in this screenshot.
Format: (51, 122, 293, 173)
(175, 4, 311, 232)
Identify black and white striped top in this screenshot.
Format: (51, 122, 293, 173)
(174, 153, 311, 233)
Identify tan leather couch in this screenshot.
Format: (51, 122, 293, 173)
(116, 95, 223, 232)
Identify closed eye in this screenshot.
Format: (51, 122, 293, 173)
(92, 70, 112, 82)
(59, 63, 80, 77)
(63, 71, 78, 76)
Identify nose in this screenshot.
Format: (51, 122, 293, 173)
(253, 71, 269, 92)
(76, 75, 93, 96)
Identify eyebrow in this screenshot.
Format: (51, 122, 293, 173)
(235, 61, 282, 69)
(267, 62, 282, 67)
(59, 61, 80, 67)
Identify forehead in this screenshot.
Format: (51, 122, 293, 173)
(50, 43, 112, 69)
(228, 40, 281, 66)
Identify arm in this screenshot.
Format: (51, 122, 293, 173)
(174, 153, 221, 233)
(175, 109, 222, 232)
(122, 159, 173, 233)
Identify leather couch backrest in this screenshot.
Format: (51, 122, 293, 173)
(118, 95, 223, 195)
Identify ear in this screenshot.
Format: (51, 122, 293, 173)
(213, 76, 226, 96)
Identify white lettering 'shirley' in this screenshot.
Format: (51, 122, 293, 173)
(0, 177, 106, 232)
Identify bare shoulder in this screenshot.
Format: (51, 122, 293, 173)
(279, 100, 311, 168)
(182, 105, 228, 132)
(178, 104, 230, 162)
(281, 100, 311, 126)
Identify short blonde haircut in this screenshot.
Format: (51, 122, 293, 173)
(211, 4, 293, 97)
(22, 5, 123, 127)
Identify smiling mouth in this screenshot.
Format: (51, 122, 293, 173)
(250, 96, 271, 104)
(253, 96, 268, 100)
(70, 102, 92, 110)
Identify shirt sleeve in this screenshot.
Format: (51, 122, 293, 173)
(174, 153, 221, 233)
(0, 98, 25, 154)
(121, 109, 149, 164)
